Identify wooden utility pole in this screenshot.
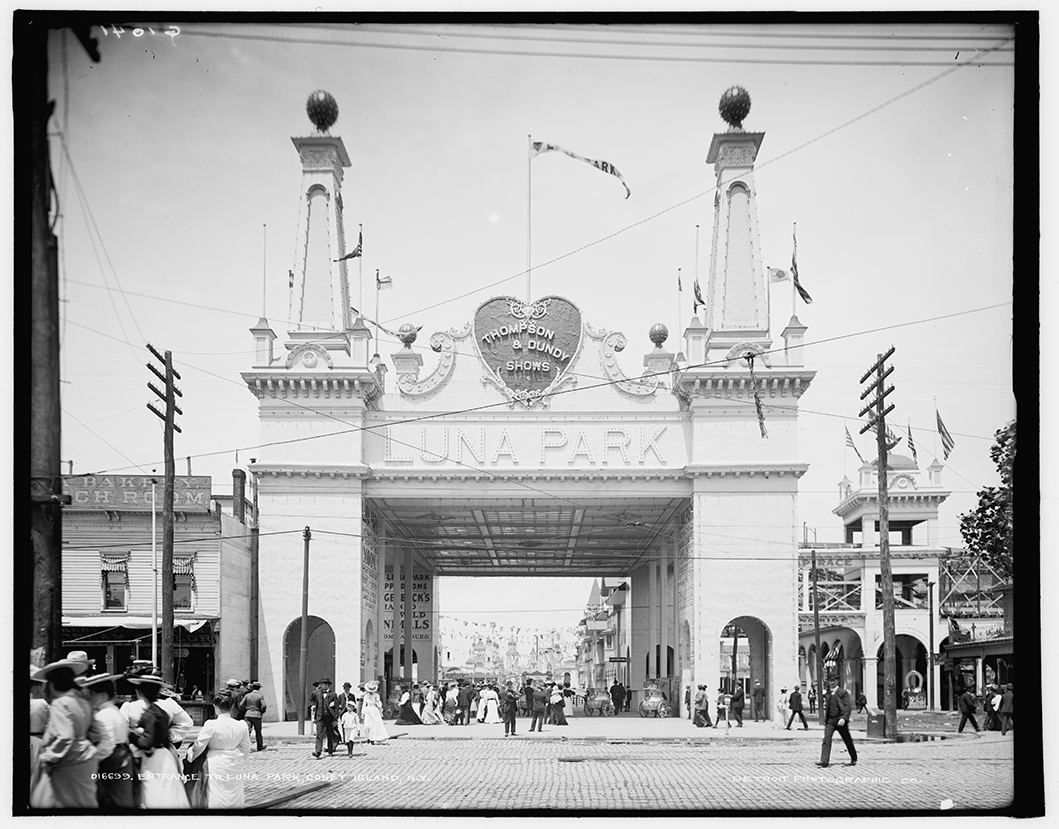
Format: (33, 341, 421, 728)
(297, 526, 312, 737)
(147, 345, 182, 682)
(859, 346, 898, 738)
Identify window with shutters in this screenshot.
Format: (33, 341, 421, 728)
(101, 554, 129, 611)
(173, 554, 197, 611)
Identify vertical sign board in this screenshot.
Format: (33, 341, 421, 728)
(383, 568, 433, 644)
(361, 540, 378, 675)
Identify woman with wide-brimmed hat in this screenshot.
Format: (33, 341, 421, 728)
(442, 683, 459, 725)
(395, 682, 423, 726)
(29, 657, 99, 808)
(359, 681, 390, 745)
(184, 692, 251, 808)
(29, 666, 50, 801)
(127, 672, 190, 808)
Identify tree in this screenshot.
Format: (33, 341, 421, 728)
(958, 420, 1015, 581)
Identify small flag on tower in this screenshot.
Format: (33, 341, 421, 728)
(845, 425, 864, 464)
(936, 410, 955, 459)
(791, 225, 813, 304)
(907, 421, 918, 466)
(767, 267, 789, 283)
(677, 268, 682, 292)
(335, 228, 363, 262)
(693, 278, 706, 312)
(530, 139, 631, 198)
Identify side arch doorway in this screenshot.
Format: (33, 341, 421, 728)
(283, 616, 336, 721)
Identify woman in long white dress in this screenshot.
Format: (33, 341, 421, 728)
(127, 674, 190, 808)
(360, 682, 390, 745)
(185, 694, 251, 808)
(773, 687, 789, 730)
(479, 685, 503, 724)
(421, 684, 442, 725)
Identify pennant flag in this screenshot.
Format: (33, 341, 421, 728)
(376, 271, 393, 290)
(791, 225, 813, 304)
(693, 278, 706, 312)
(907, 421, 918, 466)
(677, 268, 682, 292)
(767, 267, 789, 283)
(845, 425, 864, 464)
(289, 269, 294, 289)
(334, 228, 363, 262)
(530, 139, 631, 198)
(936, 410, 955, 459)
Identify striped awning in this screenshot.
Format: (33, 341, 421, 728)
(100, 554, 128, 572)
(174, 556, 196, 589)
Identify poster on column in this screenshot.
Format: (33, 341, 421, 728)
(383, 568, 433, 642)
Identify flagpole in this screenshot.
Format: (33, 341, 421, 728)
(358, 223, 364, 317)
(375, 269, 381, 358)
(262, 224, 267, 318)
(694, 224, 701, 323)
(792, 222, 798, 319)
(676, 268, 682, 338)
(933, 397, 938, 458)
(527, 134, 533, 303)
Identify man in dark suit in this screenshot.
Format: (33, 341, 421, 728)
(502, 680, 520, 736)
(522, 679, 534, 718)
(957, 687, 981, 733)
(530, 681, 549, 732)
(817, 674, 857, 768)
(751, 680, 766, 721)
(309, 677, 340, 758)
(609, 681, 624, 716)
(999, 683, 1014, 735)
(786, 684, 809, 731)
(457, 681, 474, 726)
(731, 684, 746, 727)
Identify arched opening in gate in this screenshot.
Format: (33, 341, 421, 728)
(876, 634, 927, 709)
(384, 646, 419, 685)
(282, 615, 335, 721)
(720, 616, 772, 716)
(819, 629, 864, 698)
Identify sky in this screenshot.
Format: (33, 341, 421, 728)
(39, 18, 1024, 631)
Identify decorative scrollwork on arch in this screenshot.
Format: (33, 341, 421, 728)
(397, 323, 471, 398)
(724, 342, 771, 368)
(285, 343, 333, 370)
(584, 326, 659, 398)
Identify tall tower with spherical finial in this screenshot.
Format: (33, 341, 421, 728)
(288, 90, 367, 364)
(687, 85, 773, 367)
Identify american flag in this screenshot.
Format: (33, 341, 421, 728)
(693, 278, 706, 312)
(334, 228, 363, 262)
(845, 425, 864, 464)
(936, 410, 955, 459)
(791, 225, 812, 304)
(907, 421, 918, 466)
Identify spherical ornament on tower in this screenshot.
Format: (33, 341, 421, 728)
(649, 323, 669, 347)
(398, 323, 421, 347)
(718, 86, 752, 130)
(306, 90, 339, 132)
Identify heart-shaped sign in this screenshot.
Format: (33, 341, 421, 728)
(474, 296, 583, 406)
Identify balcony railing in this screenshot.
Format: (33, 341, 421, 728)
(803, 582, 863, 612)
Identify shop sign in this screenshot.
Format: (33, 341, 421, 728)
(475, 296, 582, 406)
(64, 475, 212, 511)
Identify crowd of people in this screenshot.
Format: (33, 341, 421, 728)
(29, 652, 270, 810)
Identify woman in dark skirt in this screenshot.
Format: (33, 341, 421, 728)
(395, 684, 423, 725)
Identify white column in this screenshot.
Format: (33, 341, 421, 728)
(648, 558, 658, 678)
(660, 538, 669, 678)
(375, 519, 386, 682)
(403, 546, 414, 680)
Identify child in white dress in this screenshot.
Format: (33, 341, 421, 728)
(340, 700, 360, 756)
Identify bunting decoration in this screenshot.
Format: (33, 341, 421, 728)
(745, 353, 768, 439)
(907, 421, 918, 466)
(530, 139, 631, 198)
(936, 410, 955, 459)
(791, 225, 813, 304)
(693, 278, 706, 312)
(845, 425, 864, 464)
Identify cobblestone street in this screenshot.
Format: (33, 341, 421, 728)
(217, 715, 1015, 812)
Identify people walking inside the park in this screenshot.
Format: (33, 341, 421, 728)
(241, 681, 268, 751)
(786, 685, 809, 731)
(855, 691, 868, 714)
(339, 699, 361, 755)
(310, 677, 340, 758)
(396, 683, 424, 725)
(502, 681, 520, 736)
(523, 679, 535, 719)
(957, 686, 981, 733)
(443, 683, 459, 725)
(807, 685, 817, 714)
(549, 683, 568, 725)
(30, 657, 102, 809)
(773, 686, 789, 730)
(337, 682, 357, 716)
(29, 666, 50, 800)
(986, 686, 1003, 731)
(817, 674, 857, 769)
(694, 685, 713, 728)
(530, 681, 549, 733)
(80, 673, 136, 810)
(412, 684, 424, 718)
(184, 693, 251, 809)
(999, 684, 1014, 735)
(610, 681, 625, 716)
(360, 681, 390, 745)
(715, 690, 730, 728)
(420, 683, 442, 725)
(477, 684, 501, 724)
(228, 679, 248, 724)
(458, 682, 474, 725)
(752, 680, 766, 721)
(731, 683, 746, 727)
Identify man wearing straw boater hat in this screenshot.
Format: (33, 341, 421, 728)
(309, 677, 340, 758)
(30, 655, 100, 808)
(79, 673, 136, 809)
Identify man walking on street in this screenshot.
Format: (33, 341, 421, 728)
(1000, 683, 1014, 735)
(502, 680, 519, 736)
(786, 684, 809, 731)
(610, 680, 624, 716)
(731, 683, 745, 727)
(817, 674, 857, 768)
(957, 686, 981, 733)
(752, 680, 766, 722)
(694, 684, 713, 728)
(242, 681, 268, 751)
(309, 677, 340, 758)
(530, 681, 549, 733)
(457, 681, 474, 726)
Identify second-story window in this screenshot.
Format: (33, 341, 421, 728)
(173, 555, 197, 610)
(100, 554, 129, 611)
